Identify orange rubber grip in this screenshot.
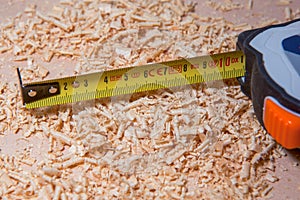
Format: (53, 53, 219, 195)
(263, 97, 300, 149)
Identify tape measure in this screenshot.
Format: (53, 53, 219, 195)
(17, 51, 245, 108)
(237, 19, 300, 149)
(17, 19, 300, 149)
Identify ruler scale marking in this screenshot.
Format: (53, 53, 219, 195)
(19, 51, 245, 109)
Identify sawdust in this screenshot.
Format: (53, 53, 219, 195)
(0, 0, 299, 199)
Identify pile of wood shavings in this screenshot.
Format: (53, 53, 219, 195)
(0, 0, 291, 199)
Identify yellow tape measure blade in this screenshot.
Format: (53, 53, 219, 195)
(23, 51, 245, 109)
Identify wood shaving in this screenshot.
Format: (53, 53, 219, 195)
(276, 0, 292, 6)
(284, 6, 292, 20)
(247, 0, 253, 10)
(206, 0, 243, 12)
(0, 0, 294, 199)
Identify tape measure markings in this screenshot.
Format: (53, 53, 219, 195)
(20, 51, 245, 109)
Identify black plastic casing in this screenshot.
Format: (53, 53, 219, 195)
(236, 19, 300, 127)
